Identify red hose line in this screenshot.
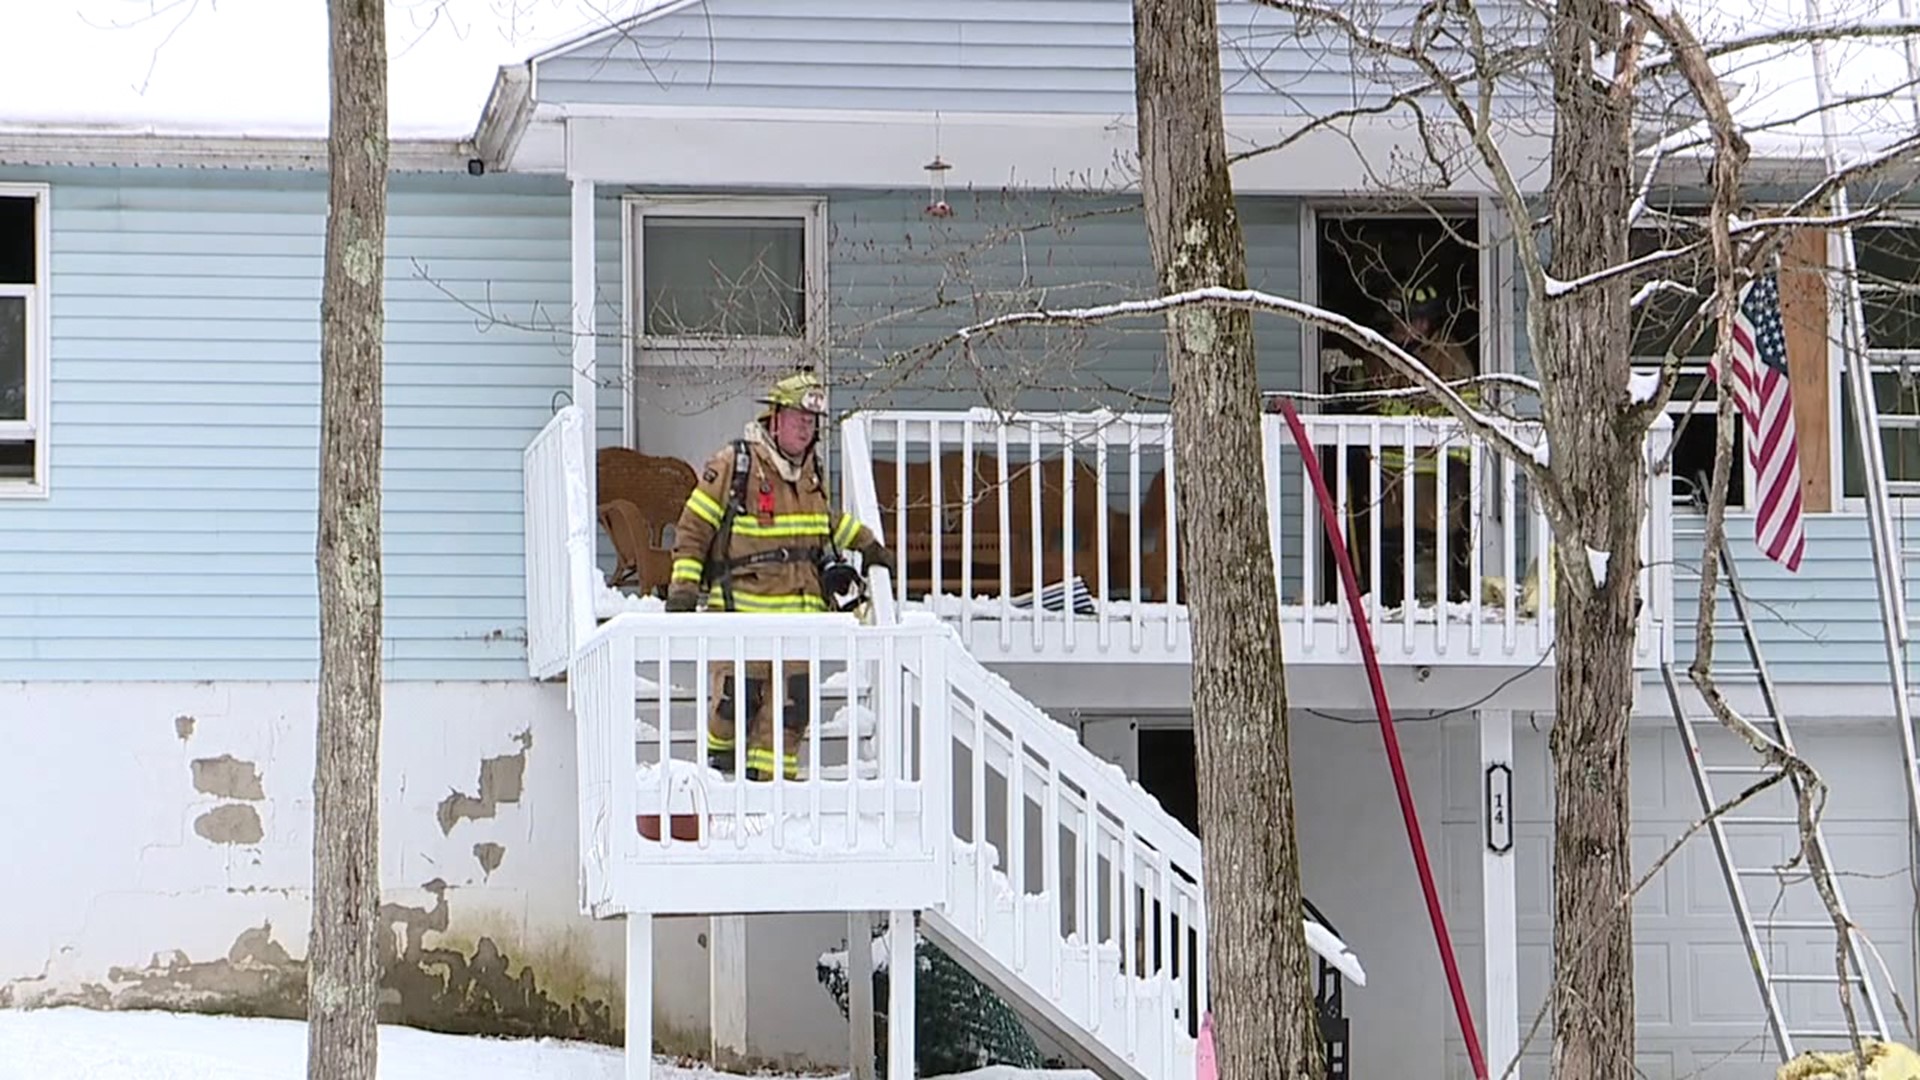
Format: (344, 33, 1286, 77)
(1270, 395, 1490, 1080)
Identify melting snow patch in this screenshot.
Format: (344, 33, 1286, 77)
(595, 581, 665, 619)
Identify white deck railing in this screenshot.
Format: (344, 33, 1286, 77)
(843, 408, 1675, 667)
(931, 643, 1208, 1079)
(523, 405, 595, 679)
(568, 602, 1210, 1076)
(570, 611, 954, 916)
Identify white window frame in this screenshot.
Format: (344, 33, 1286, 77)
(1636, 361, 1758, 510)
(621, 193, 827, 359)
(0, 181, 49, 499)
(1298, 200, 1495, 401)
(1623, 220, 1759, 510)
(1835, 215, 1920, 509)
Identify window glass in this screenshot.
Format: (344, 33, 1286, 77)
(641, 217, 806, 338)
(1629, 223, 1713, 360)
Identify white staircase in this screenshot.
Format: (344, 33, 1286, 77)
(566, 606, 1212, 1080)
(526, 404, 1360, 1080)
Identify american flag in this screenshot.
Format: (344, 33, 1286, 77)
(1708, 272, 1806, 572)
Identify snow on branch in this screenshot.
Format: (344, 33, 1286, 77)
(1640, 18, 1920, 74)
(1247, 0, 1547, 302)
(950, 285, 1557, 488)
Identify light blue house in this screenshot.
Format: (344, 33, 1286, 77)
(1, 2, 1916, 1078)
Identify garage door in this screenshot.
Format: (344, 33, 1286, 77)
(1443, 716, 1916, 1080)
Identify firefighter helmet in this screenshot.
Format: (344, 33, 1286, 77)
(760, 371, 829, 417)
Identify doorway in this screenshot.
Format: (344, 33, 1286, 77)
(1309, 210, 1485, 606)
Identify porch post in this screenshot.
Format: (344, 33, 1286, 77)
(709, 915, 749, 1069)
(626, 913, 653, 1080)
(887, 911, 916, 1080)
(1479, 708, 1520, 1078)
(570, 176, 598, 489)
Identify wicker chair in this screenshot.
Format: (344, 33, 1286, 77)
(597, 447, 699, 595)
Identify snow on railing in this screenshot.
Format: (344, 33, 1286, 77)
(842, 407, 1677, 665)
(569, 612, 952, 915)
(523, 405, 594, 680)
(938, 643, 1208, 1076)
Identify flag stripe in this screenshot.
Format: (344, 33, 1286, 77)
(1706, 273, 1805, 572)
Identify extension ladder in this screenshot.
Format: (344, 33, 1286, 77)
(1663, 527, 1891, 1060)
(1804, 0, 1920, 933)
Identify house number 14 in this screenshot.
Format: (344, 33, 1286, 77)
(1484, 763, 1513, 854)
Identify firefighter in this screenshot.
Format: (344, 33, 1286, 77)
(663, 371, 896, 780)
(1368, 278, 1478, 602)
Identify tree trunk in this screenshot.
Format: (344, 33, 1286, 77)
(1132, 2, 1323, 1077)
(308, 3, 388, 1079)
(1538, 2, 1643, 1077)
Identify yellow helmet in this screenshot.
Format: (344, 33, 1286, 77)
(760, 370, 829, 417)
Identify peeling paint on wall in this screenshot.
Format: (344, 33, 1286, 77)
(191, 755, 265, 801)
(193, 804, 264, 845)
(3, 892, 621, 1046)
(436, 730, 532, 835)
(378, 879, 619, 1043)
(472, 842, 505, 877)
(174, 715, 196, 741)
(97, 923, 305, 1020)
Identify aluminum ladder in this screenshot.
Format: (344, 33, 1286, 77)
(1804, 0, 1920, 914)
(1663, 524, 1892, 1060)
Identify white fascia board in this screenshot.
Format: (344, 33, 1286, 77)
(548, 105, 1556, 196)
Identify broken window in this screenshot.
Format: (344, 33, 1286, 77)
(1315, 213, 1482, 401)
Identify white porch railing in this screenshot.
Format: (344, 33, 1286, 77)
(523, 405, 596, 679)
(569, 612, 954, 916)
(928, 642, 1208, 1080)
(567, 600, 1211, 1078)
(842, 407, 1675, 667)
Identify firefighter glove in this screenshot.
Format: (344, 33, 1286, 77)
(861, 540, 897, 576)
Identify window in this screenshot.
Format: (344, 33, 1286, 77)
(1842, 220, 1920, 497)
(1628, 220, 1749, 508)
(0, 184, 47, 496)
(624, 197, 825, 365)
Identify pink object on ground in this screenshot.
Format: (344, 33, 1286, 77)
(1195, 1011, 1217, 1080)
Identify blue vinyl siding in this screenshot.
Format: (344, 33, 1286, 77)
(533, 0, 1541, 121)
(27, 159, 1912, 693)
(1670, 512, 1915, 687)
(0, 168, 573, 681)
(593, 186, 1308, 588)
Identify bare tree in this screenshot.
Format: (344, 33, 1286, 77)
(307, 2, 388, 1078)
(1132, 2, 1324, 1077)
(876, 5, 1920, 1077)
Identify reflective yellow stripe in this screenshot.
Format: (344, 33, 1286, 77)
(1380, 447, 1472, 471)
(686, 489, 725, 526)
(671, 558, 704, 583)
(745, 747, 802, 779)
(727, 520, 832, 539)
(1376, 386, 1482, 417)
(832, 514, 862, 547)
(707, 734, 735, 751)
(706, 589, 829, 613)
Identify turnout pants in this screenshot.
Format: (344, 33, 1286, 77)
(705, 660, 812, 780)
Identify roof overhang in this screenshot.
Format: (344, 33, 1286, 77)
(529, 103, 1561, 197)
(0, 125, 475, 172)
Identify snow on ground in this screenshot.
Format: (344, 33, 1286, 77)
(0, 1007, 640, 1080)
(0, 1007, 1098, 1080)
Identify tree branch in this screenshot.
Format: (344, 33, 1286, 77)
(939, 284, 1559, 492)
